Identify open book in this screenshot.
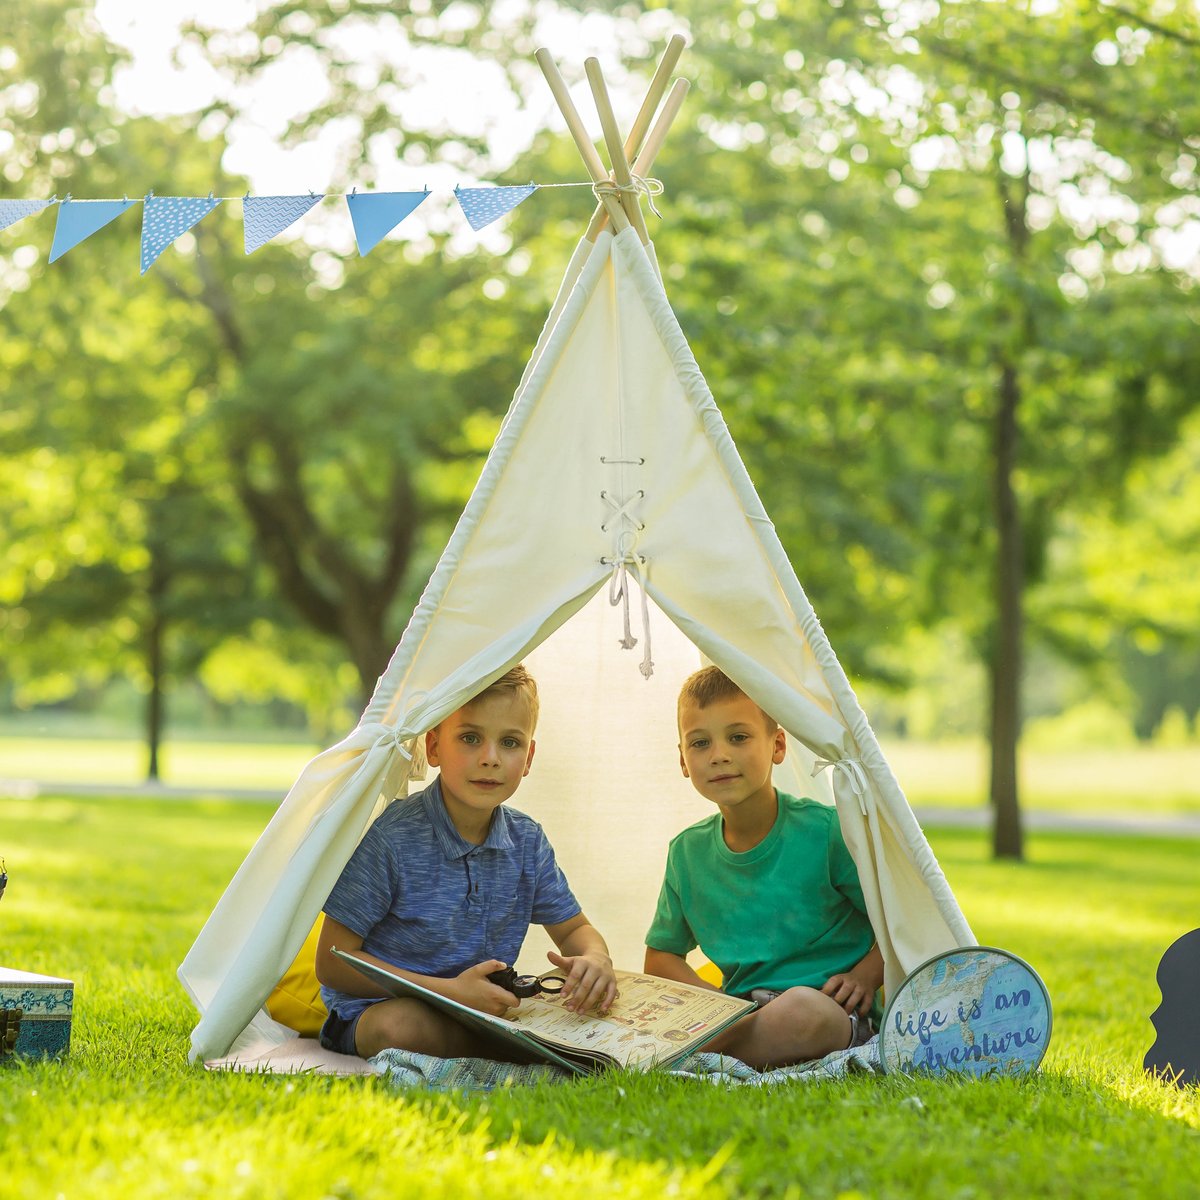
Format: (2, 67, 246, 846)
(331, 947, 755, 1075)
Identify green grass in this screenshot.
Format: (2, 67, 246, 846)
(1, 791, 1197, 1198)
(0, 736, 316, 791)
(882, 740, 1200, 818)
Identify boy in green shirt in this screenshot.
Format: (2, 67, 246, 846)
(644, 666, 883, 1070)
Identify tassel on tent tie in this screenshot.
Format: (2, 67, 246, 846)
(604, 555, 655, 679)
(607, 561, 639, 650)
(813, 757, 871, 816)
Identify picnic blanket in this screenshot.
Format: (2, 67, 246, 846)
(207, 1035, 883, 1090)
(371, 1038, 883, 1091)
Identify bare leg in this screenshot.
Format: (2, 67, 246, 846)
(354, 998, 500, 1059)
(703, 986, 852, 1071)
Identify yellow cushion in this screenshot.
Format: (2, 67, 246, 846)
(695, 958, 723, 987)
(265, 921, 328, 1037)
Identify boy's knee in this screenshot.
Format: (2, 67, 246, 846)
(355, 998, 434, 1056)
(775, 986, 851, 1047)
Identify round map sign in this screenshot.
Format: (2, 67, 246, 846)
(879, 946, 1052, 1077)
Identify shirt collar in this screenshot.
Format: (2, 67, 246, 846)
(423, 777, 516, 860)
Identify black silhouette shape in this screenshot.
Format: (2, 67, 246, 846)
(1144, 927, 1200, 1088)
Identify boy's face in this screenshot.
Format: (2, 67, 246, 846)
(678, 693, 785, 813)
(425, 691, 536, 832)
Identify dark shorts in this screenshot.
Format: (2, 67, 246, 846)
(318, 1007, 365, 1057)
(847, 1011, 877, 1048)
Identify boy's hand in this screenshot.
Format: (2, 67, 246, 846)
(451, 960, 521, 1015)
(546, 950, 617, 1015)
(821, 969, 876, 1017)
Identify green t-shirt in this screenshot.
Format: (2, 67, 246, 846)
(646, 791, 877, 1001)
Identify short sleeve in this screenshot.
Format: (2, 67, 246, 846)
(827, 811, 868, 917)
(644, 848, 696, 955)
(323, 821, 400, 937)
(528, 827, 581, 926)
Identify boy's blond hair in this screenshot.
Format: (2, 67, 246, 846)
(677, 666, 778, 732)
(473, 663, 540, 731)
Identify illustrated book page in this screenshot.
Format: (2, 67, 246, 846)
(330, 948, 754, 1074)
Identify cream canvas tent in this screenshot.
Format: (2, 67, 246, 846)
(179, 43, 975, 1064)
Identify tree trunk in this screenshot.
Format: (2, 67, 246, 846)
(145, 548, 168, 783)
(346, 621, 395, 710)
(990, 360, 1024, 860)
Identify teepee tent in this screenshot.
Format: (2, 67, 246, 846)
(180, 43, 975, 1064)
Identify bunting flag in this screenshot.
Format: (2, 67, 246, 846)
(454, 184, 538, 232)
(49, 198, 137, 263)
(243, 193, 325, 254)
(1, 178, 603, 276)
(0, 197, 54, 232)
(345, 190, 429, 257)
(140, 194, 222, 274)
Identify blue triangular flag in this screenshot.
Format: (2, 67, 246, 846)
(345, 190, 428, 256)
(455, 184, 537, 232)
(243, 193, 324, 254)
(140, 194, 222, 274)
(49, 198, 137, 263)
(0, 197, 54, 232)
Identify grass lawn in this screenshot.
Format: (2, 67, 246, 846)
(0, 735, 317, 791)
(2, 792, 1198, 1199)
(880, 740, 1200, 818)
(4, 734, 1200, 819)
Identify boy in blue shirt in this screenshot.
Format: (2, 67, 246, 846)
(645, 666, 882, 1070)
(315, 665, 617, 1059)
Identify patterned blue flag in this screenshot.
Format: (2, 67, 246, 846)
(243, 193, 324, 254)
(345, 190, 428, 256)
(140, 194, 222, 274)
(49, 198, 137, 263)
(0, 197, 54, 232)
(455, 184, 537, 232)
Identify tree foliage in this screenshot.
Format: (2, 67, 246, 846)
(2, 0, 1198, 825)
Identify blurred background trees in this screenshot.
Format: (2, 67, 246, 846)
(1, 0, 1197, 855)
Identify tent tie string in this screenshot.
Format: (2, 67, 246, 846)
(375, 725, 417, 761)
(812, 757, 870, 816)
(591, 174, 665, 219)
(604, 556, 655, 679)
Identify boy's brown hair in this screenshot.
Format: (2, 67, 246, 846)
(677, 666, 778, 732)
(474, 663, 540, 731)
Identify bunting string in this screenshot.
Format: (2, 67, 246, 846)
(0, 176, 662, 273)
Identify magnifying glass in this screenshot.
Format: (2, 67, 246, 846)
(487, 966, 567, 998)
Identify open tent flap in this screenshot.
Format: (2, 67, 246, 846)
(181, 226, 973, 1063)
(509, 588, 841, 973)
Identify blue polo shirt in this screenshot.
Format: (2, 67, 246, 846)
(320, 778, 581, 1021)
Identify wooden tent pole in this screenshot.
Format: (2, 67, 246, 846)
(585, 35, 686, 242)
(585, 58, 650, 245)
(584, 77, 689, 247)
(534, 48, 630, 234)
(630, 77, 690, 180)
